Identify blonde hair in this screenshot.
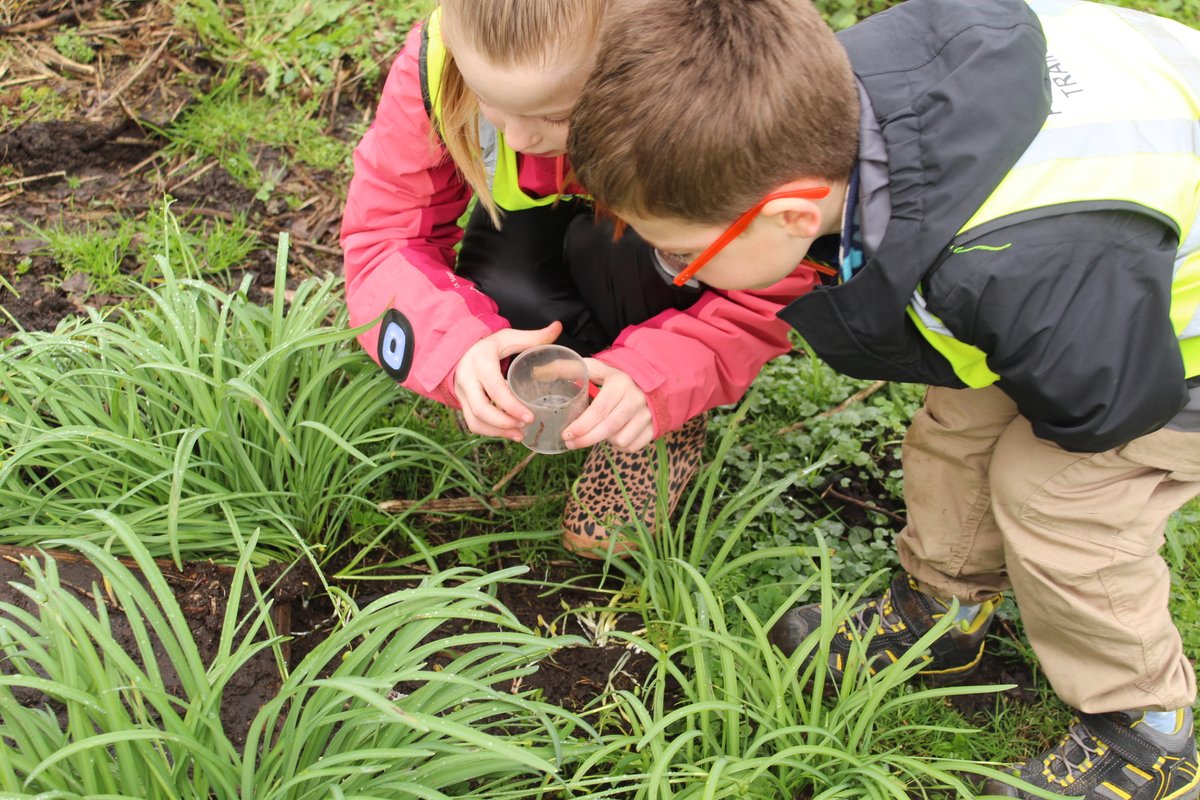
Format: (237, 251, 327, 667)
(570, 0, 859, 225)
(437, 0, 606, 226)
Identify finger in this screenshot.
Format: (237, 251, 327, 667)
(561, 384, 616, 443)
(609, 425, 655, 453)
(604, 399, 656, 451)
(583, 358, 615, 384)
(459, 379, 528, 436)
(495, 320, 565, 359)
(562, 364, 626, 443)
(566, 397, 633, 449)
(482, 370, 535, 423)
(460, 403, 526, 441)
(460, 348, 533, 424)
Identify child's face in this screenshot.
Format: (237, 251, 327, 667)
(619, 210, 818, 292)
(454, 44, 590, 157)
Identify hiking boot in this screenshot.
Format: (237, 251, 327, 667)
(982, 707, 1199, 800)
(767, 571, 998, 683)
(561, 414, 707, 559)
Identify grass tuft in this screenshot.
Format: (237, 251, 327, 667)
(0, 210, 486, 565)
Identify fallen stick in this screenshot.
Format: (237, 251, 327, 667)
(0, 0, 100, 34)
(37, 44, 95, 77)
(377, 494, 554, 514)
(490, 450, 538, 494)
(89, 33, 172, 115)
(1, 170, 66, 188)
(820, 485, 907, 525)
(776, 379, 888, 436)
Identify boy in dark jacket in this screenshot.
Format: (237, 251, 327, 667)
(568, 0, 1200, 797)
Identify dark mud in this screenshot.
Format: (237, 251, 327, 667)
(0, 546, 310, 746)
(0, 0, 344, 338)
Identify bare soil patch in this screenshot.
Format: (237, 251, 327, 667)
(0, 546, 660, 743)
(0, 545, 308, 746)
(1, 0, 346, 337)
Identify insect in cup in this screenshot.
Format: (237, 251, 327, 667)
(506, 345, 590, 454)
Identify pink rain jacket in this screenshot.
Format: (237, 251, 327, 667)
(341, 22, 820, 437)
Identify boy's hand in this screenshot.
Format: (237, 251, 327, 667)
(563, 360, 655, 452)
(453, 322, 562, 441)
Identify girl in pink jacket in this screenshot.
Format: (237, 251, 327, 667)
(340, 0, 818, 556)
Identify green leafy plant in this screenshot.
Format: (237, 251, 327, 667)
(52, 28, 96, 64)
(1166, 500, 1200, 662)
(0, 515, 593, 799)
(175, 0, 433, 96)
(705, 356, 923, 613)
(560, 544, 1024, 799)
(0, 85, 70, 129)
(814, 0, 900, 29)
(138, 197, 261, 283)
(27, 218, 138, 297)
(161, 74, 351, 199)
(586, 401, 828, 633)
(0, 214, 486, 565)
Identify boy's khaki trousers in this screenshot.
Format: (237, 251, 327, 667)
(897, 385, 1199, 713)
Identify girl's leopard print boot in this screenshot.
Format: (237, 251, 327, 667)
(561, 414, 707, 558)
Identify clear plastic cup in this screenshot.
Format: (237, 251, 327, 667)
(506, 345, 589, 454)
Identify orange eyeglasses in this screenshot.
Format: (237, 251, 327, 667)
(652, 186, 836, 287)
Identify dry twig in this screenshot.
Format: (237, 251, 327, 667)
(376, 494, 553, 514)
(289, 237, 341, 256)
(36, 44, 95, 77)
(89, 33, 171, 116)
(821, 485, 907, 525)
(0, 0, 99, 34)
(776, 380, 888, 436)
(1, 171, 66, 188)
(0, 74, 52, 90)
(491, 450, 538, 494)
(165, 158, 218, 194)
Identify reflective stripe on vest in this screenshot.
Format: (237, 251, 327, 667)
(910, 0, 1200, 386)
(422, 10, 563, 212)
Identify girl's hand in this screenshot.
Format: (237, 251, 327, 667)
(453, 321, 562, 441)
(563, 360, 655, 452)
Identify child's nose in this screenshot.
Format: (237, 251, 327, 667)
(503, 119, 541, 152)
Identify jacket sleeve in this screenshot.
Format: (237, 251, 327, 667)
(929, 210, 1187, 452)
(340, 22, 509, 408)
(594, 268, 821, 435)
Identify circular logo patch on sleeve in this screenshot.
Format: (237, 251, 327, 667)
(378, 308, 415, 382)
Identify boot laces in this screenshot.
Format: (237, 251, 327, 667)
(1051, 722, 1103, 780)
(851, 589, 902, 634)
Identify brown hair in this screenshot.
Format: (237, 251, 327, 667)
(437, 0, 607, 226)
(569, 0, 859, 225)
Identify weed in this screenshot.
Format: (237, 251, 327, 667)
(52, 28, 96, 64)
(162, 74, 351, 197)
(703, 357, 922, 613)
(816, 0, 900, 29)
(0, 85, 70, 128)
(564, 544, 1021, 799)
(137, 198, 260, 283)
(27, 217, 137, 296)
(175, 0, 435, 96)
(0, 214, 488, 565)
(1167, 500, 1200, 660)
(0, 520, 592, 799)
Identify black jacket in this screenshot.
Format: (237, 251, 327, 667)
(778, 0, 1190, 452)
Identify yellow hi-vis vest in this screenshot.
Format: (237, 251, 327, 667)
(907, 0, 1200, 388)
(422, 9, 568, 212)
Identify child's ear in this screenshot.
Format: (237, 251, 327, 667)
(761, 196, 825, 239)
